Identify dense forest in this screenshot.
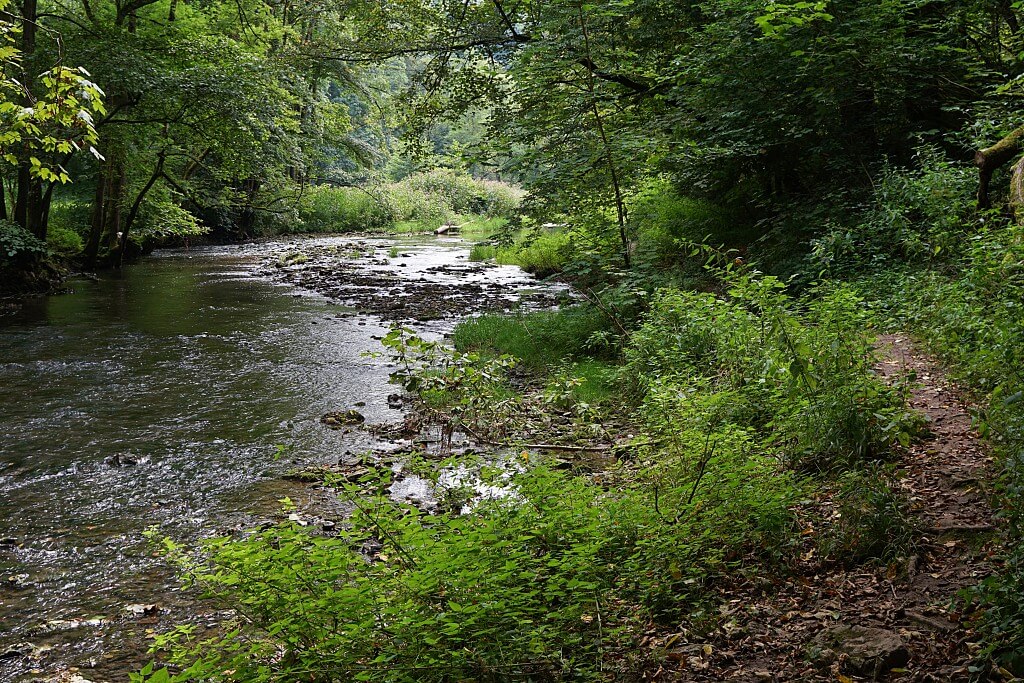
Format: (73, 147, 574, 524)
(5, 0, 1024, 680)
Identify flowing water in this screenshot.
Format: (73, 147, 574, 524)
(0, 235, 561, 682)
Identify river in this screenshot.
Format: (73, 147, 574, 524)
(0, 235, 562, 682)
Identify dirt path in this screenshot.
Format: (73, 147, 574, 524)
(652, 334, 1000, 681)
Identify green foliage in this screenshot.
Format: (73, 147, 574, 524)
(628, 269, 917, 471)
(630, 182, 741, 267)
(135, 194, 209, 242)
(399, 168, 522, 216)
(140, 435, 800, 682)
(542, 360, 620, 410)
(451, 306, 615, 368)
(297, 185, 392, 233)
(46, 201, 90, 238)
(468, 242, 496, 261)
(296, 172, 522, 234)
(495, 229, 573, 277)
(755, 1, 833, 39)
(0, 219, 47, 261)
(810, 149, 978, 274)
(46, 226, 83, 257)
(0, 2, 105, 184)
(819, 466, 917, 566)
(380, 327, 520, 445)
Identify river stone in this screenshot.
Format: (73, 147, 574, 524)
(810, 625, 909, 679)
(124, 603, 158, 617)
(3, 572, 32, 589)
(0, 642, 34, 659)
(104, 454, 138, 467)
(320, 410, 365, 428)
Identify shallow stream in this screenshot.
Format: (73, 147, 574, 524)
(0, 235, 561, 681)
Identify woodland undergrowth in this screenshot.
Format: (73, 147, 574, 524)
(138, 262, 922, 682)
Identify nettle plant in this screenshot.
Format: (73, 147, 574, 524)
(378, 326, 519, 448)
(627, 262, 918, 472)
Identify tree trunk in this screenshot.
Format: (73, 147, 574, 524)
(116, 152, 165, 267)
(102, 166, 125, 252)
(28, 177, 44, 240)
(976, 125, 1024, 209)
(84, 160, 126, 267)
(13, 164, 30, 228)
(11, 0, 45, 239)
(84, 166, 108, 268)
(1010, 156, 1024, 222)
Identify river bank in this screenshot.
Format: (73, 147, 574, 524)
(125, 259, 1006, 683)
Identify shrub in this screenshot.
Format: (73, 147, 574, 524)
(399, 168, 482, 214)
(297, 185, 392, 233)
(496, 229, 572, 277)
(628, 271, 917, 471)
(809, 148, 976, 274)
(0, 219, 47, 262)
(630, 182, 739, 265)
(468, 243, 496, 261)
(140, 435, 799, 683)
(294, 174, 523, 235)
(135, 195, 209, 243)
(46, 226, 83, 256)
(819, 467, 917, 566)
(47, 200, 90, 241)
(476, 179, 524, 217)
(387, 181, 452, 225)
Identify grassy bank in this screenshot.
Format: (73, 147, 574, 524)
(295, 170, 523, 235)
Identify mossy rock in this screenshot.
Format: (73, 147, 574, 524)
(810, 625, 909, 680)
(321, 410, 366, 429)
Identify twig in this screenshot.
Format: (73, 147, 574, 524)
(686, 434, 717, 506)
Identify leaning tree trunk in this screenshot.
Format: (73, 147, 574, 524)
(976, 125, 1024, 210)
(1010, 156, 1024, 221)
(83, 165, 110, 269)
(84, 159, 126, 268)
(115, 151, 165, 268)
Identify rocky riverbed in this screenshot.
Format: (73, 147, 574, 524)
(255, 236, 569, 323)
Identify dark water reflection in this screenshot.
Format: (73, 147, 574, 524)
(0, 237, 547, 681)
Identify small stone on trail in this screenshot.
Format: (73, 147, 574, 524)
(811, 625, 909, 679)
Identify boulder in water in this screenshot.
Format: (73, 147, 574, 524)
(321, 410, 366, 428)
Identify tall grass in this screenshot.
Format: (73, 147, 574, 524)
(296, 170, 524, 234)
(451, 306, 614, 367)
